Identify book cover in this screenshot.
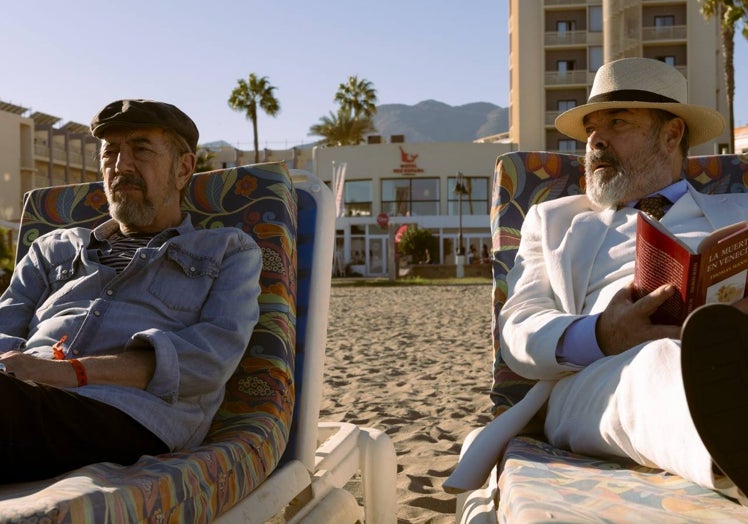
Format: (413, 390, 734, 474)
(634, 213, 748, 325)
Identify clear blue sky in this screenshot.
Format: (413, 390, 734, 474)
(1, 1, 746, 149)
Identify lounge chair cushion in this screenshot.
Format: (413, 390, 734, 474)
(0, 163, 296, 522)
(490, 152, 748, 416)
(490, 152, 748, 521)
(499, 436, 748, 522)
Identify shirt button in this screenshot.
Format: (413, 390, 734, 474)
(62, 269, 69, 274)
(190, 266, 196, 273)
(93, 311, 101, 317)
(106, 290, 113, 296)
(73, 349, 80, 355)
(140, 253, 147, 259)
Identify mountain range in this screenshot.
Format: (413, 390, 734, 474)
(203, 100, 509, 151)
(372, 99, 508, 143)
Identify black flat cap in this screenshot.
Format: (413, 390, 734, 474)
(90, 99, 199, 153)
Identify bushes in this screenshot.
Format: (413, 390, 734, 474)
(397, 225, 438, 264)
(0, 227, 14, 292)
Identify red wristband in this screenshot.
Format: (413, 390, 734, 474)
(68, 359, 88, 387)
(52, 335, 68, 360)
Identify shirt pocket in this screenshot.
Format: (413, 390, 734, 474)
(35, 258, 86, 314)
(45, 258, 79, 295)
(148, 246, 220, 312)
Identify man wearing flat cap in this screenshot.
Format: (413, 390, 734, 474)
(0, 100, 262, 482)
(448, 58, 748, 502)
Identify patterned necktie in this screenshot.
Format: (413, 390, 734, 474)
(636, 194, 671, 221)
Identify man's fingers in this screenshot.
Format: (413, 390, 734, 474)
(636, 284, 675, 314)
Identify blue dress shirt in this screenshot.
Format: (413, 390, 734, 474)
(556, 180, 688, 366)
(0, 215, 262, 450)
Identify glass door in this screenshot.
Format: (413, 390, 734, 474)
(368, 237, 387, 275)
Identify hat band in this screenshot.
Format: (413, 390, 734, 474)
(587, 89, 679, 105)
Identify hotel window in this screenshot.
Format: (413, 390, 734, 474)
(558, 100, 576, 112)
(381, 178, 439, 216)
(589, 6, 602, 32)
(655, 15, 675, 27)
(589, 46, 603, 72)
(557, 60, 575, 73)
(350, 225, 366, 265)
(657, 55, 676, 66)
(448, 176, 489, 216)
(558, 139, 577, 152)
(343, 180, 372, 216)
(557, 20, 576, 33)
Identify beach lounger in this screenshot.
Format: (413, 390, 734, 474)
(452, 151, 748, 523)
(0, 162, 396, 523)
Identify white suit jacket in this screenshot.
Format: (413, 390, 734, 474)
(499, 184, 748, 381)
(445, 184, 748, 493)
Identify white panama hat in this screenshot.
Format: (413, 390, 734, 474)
(555, 57, 725, 147)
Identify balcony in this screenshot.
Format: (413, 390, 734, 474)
(545, 69, 592, 86)
(546, 30, 587, 46)
(545, 0, 601, 6)
(642, 25, 687, 42)
(34, 144, 92, 168)
(546, 111, 563, 126)
(546, 29, 604, 47)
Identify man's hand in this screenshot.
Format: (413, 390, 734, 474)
(0, 351, 77, 387)
(596, 282, 681, 356)
(0, 349, 155, 389)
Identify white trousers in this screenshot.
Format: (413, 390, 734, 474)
(545, 339, 739, 498)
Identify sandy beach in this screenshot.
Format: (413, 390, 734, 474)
(320, 282, 495, 524)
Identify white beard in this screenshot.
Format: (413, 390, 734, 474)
(585, 141, 672, 209)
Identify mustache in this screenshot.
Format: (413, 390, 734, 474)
(110, 174, 146, 191)
(586, 149, 620, 168)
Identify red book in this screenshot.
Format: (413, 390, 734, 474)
(634, 213, 748, 325)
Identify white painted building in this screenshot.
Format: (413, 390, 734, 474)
(312, 140, 512, 276)
(736, 126, 748, 154)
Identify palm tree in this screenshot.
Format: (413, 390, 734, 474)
(309, 107, 376, 146)
(194, 146, 216, 173)
(700, 0, 748, 152)
(228, 73, 281, 163)
(334, 75, 378, 120)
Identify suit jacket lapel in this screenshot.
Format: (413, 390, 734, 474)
(548, 199, 616, 314)
(687, 185, 746, 230)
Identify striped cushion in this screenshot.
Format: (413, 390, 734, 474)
(0, 163, 296, 522)
(490, 152, 748, 521)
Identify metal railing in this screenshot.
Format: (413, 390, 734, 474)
(34, 145, 93, 168)
(545, 30, 588, 46)
(546, 111, 563, 126)
(545, 69, 592, 86)
(642, 25, 687, 41)
(545, 0, 601, 6)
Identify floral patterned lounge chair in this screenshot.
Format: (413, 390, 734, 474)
(454, 151, 748, 523)
(0, 163, 396, 523)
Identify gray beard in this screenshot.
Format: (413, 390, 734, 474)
(585, 166, 633, 209)
(109, 199, 158, 228)
(584, 143, 670, 209)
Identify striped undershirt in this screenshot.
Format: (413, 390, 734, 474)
(98, 232, 154, 273)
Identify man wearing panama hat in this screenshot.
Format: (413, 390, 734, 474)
(448, 57, 748, 502)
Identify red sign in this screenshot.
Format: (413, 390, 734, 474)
(394, 224, 409, 254)
(395, 224, 409, 243)
(392, 146, 424, 175)
(377, 213, 389, 228)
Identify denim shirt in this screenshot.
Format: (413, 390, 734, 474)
(0, 215, 262, 450)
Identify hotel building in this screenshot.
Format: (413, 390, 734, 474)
(0, 101, 99, 225)
(509, 0, 730, 155)
(312, 140, 510, 276)
(0, 1, 733, 276)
